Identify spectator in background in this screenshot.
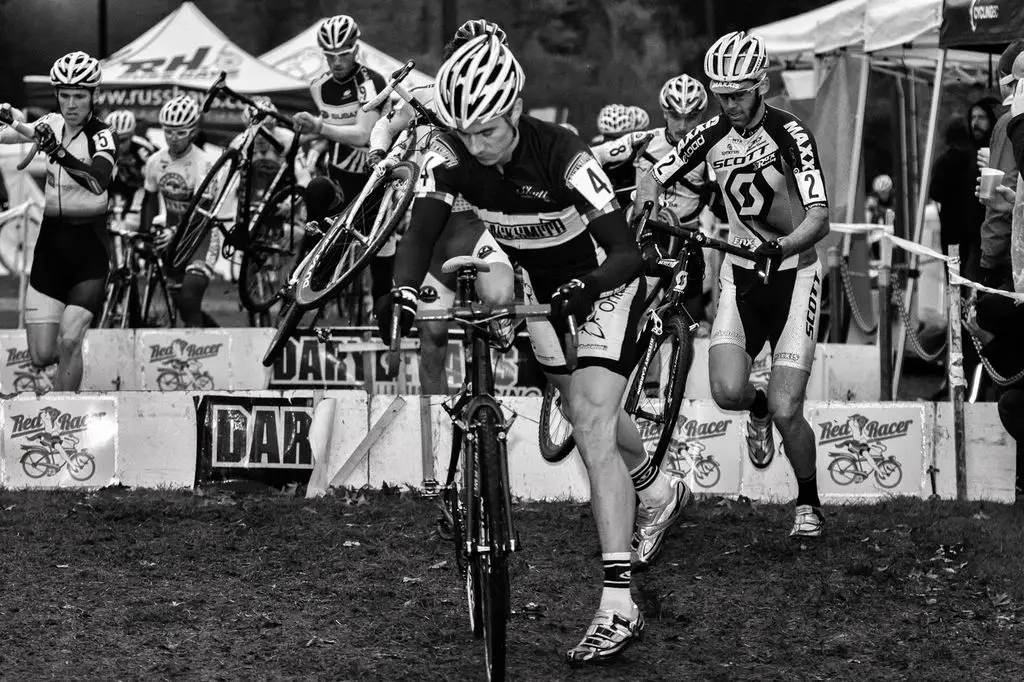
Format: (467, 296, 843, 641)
(978, 40, 1024, 291)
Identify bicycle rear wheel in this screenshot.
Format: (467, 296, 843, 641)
(171, 147, 240, 270)
(538, 382, 575, 462)
(465, 405, 510, 682)
(625, 314, 693, 466)
(239, 184, 305, 313)
(293, 162, 416, 308)
(262, 299, 305, 367)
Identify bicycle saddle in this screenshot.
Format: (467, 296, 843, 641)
(441, 255, 491, 275)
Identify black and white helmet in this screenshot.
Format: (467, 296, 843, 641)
(434, 34, 525, 130)
(105, 109, 137, 135)
(454, 19, 507, 45)
(159, 95, 201, 129)
(659, 74, 708, 116)
(50, 51, 102, 89)
(317, 15, 360, 51)
(628, 105, 650, 131)
(704, 31, 769, 92)
(596, 104, 634, 136)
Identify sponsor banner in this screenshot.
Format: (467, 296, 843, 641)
(269, 327, 545, 397)
(810, 404, 925, 497)
(0, 333, 55, 394)
(2, 397, 117, 488)
(940, 0, 1024, 48)
(658, 400, 743, 494)
(193, 394, 316, 488)
(138, 331, 232, 391)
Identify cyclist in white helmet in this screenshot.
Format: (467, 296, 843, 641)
(365, 19, 516, 394)
(379, 34, 690, 665)
(0, 51, 116, 391)
(628, 105, 650, 133)
(638, 31, 831, 539)
(594, 103, 635, 144)
(865, 173, 895, 226)
(591, 103, 651, 204)
(105, 109, 157, 218)
(292, 14, 394, 305)
(140, 95, 222, 327)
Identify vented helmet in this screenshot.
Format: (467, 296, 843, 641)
(50, 51, 102, 89)
(105, 109, 137, 135)
(704, 31, 769, 92)
(159, 95, 201, 129)
(434, 34, 525, 130)
(596, 104, 634, 136)
(659, 75, 708, 116)
(318, 15, 360, 51)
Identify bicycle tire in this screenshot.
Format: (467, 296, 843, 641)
(98, 276, 127, 328)
(467, 405, 510, 682)
(538, 382, 575, 463)
(140, 264, 175, 328)
(262, 299, 305, 367)
(239, 183, 305, 313)
(293, 162, 417, 308)
(626, 314, 693, 467)
(171, 147, 240, 270)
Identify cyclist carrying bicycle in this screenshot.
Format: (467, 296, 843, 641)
(105, 109, 156, 219)
(377, 34, 690, 665)
(292, 14, 394, 304)
(637, 31, 830, 538)
(231, 96, 310, 199)
(366, 18, 516, 394)
(140, 96, 221, 327)
(0, 51, 116, 392)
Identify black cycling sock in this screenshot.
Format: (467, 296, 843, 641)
(176, 273, 212, 327)
(796, 474, 821, 508)
(750, 389, 769, 418)
(602, 555, 631, 590)
(370, 255, 395, 302)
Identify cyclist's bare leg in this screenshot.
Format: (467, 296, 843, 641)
(708, 344, 755, 411)
(26, 323, 59, 368)
(53, 305, 93, 392)
(418, 319, 449, 394)
(767, 365, 814, 479)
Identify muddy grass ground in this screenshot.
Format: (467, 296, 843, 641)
(1, 488, 1022, 681)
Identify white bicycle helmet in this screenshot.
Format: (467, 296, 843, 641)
(659, 74, 708, 116)
(704, 31, 769, 92)
(318, 15, 360, 51)
(50, 51, 102, 89)
(596, 104, 634, 136)
(454, 19, 507, 45)
(434, 34, 525, 130)
(105, 109, 137, 135)
(872, 174, 894, 195)
(159, 95, 201, 129)
(629, 105, 650, 131)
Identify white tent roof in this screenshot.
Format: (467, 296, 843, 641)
(755, 0, 866, 59)
(863, 0, 942, 52)
(261, 24, 434, 89)
(23, 2, 308, 93)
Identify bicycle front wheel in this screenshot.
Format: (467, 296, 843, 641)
(293, 162, 417, 308)
(626, 314, 693, 467)
(171, 147, 240, 270)
(465, 405, 510, 681)
(262, 299, 305, 368)
(239, 183, 306, 313)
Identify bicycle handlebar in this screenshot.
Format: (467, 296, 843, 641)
(361, 60, 447, 129)
(634, 201, 774, 284)
(107, 226, 155, 243)
(201, 71, 298, 131)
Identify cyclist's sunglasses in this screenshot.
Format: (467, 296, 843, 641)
(162, 127, 195, 140)
(323, 45, 358, 57)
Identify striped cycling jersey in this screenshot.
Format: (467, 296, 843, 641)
(652, 106, 828, 269)
(310, 65, 387, 174)
(143, 145, 217, 229)
(414, 115, 620, 297)
(36, 113, 116, 219)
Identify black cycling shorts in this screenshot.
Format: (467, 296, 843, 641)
(29, 214, 110, 315)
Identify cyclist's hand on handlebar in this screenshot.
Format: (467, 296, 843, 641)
(639, 239, 663, 276)
(367, 148, 387, 168)
(753, 238, 785, 273)
(0, 103, 14, 125)
(293, 112, 322, 135)
(375, 286, 418, 344)
(550, 278, 598, 325)
(34, 123, 59, 155)
(153, 226, 174, 252)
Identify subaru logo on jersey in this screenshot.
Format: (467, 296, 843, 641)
(782, 120, 816, 172)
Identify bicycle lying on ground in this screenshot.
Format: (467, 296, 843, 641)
(261, 61, 438, 367)
(170, 72, 307, 319)
(539, 200, 772, 467)
(390, 254, 577, 682)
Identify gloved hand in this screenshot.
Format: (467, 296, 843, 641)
(293, 111, 322, 135)
(550, 278, 598, 325)
(367, 148, 387, 168)
(374, 285, 419, 345)
(0, 103, 14, 125)
(34, 122, 59, 155)
(640, 239, 663, 276)
(753, 238, 785, 276)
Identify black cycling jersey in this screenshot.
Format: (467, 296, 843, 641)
(110, 135, 156, 207)
(310, 65, 388, 175)
(400, 115, 640, 301)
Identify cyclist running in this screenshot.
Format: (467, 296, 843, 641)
(366, 18, 515, 394)
(637, 31, 830, 538)
(105, 109, 156, 219)
(0, 51, 116, 392)
(377, 34, 690, 664)
(292, 14, 393, 304)
(140, 95, 221, 327)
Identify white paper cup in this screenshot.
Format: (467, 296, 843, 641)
(979, 167, 1005, 199)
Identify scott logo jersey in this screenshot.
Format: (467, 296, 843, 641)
(37, 113, 116, 219)
(143, 146, 217, 229)
(415, 115, 620, 298)
(652, 106, 828, 269)
(310, 65, 387, 174)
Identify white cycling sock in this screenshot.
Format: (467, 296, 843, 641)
(629, 455, 673, 508)
(598, 552, 637, 617)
